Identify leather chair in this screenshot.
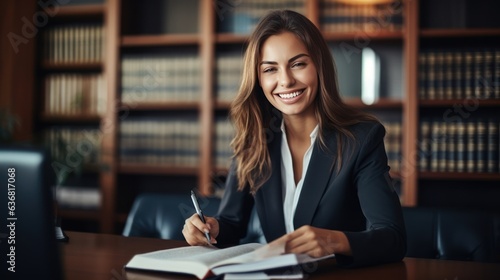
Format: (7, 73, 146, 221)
(123, 193, 265, 244)
(403, 207, 500, 263)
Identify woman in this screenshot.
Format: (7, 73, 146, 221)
(183, 10, 406, 267)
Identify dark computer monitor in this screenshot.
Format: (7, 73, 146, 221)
(0, 146, 62, 279)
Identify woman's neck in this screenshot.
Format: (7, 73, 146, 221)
(283, 113, 318, 143)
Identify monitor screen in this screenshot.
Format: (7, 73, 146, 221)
(0, 146, 62, 279)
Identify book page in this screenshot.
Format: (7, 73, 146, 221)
(214, 235, 287, 267)
(141, 245, 217, 260)
(135, 243, 263, 267)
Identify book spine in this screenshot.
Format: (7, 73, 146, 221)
(466, 121, 476, 173)
(495, 49, 500, 99)
(473, 50, 485, 99)
(419, 120, 431, 171)
(476, 120, 487, 173)
(464, 51, 474, 99)
(447, 122, 457, 172)
(456, 122, 466, 172)
(430, 121, 440, 172)
(427, 51, 436, 100)
(487, 120, 499, 173)
(453, 51, 464, 100)
(438, 121, 448, 172)
(444, 51, 454, 99)
(483, 49, 494, 99)
(435, 51, 445, 99)
(419, 52, 427, 99)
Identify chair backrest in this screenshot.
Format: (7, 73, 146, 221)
(403, 207, 500, 263)
(123, 192, 265, 244)
(0, 146, 62, 279)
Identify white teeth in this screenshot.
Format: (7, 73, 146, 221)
(278, 90, 303, 99)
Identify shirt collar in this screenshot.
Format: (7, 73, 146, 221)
(280, 120, 319, 141)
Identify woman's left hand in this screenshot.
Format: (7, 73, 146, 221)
(277, 225, 352, 258)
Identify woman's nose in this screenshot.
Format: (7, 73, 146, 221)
(279, 69, 295, 88)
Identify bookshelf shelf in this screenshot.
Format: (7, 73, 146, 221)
(118, 163, 199, 176)
(215, 101, 232, 110)
(420, 28, 500, 38)
(121, 34, 200, 47)
(215, 34, 248, 44)
(55, 4, 105, 19)
(42, 62, 103, 71)
(419, 172, 500, 181)
(419, 99, 500, 107)
(121, 102, 200, 111)
(41, 114, 102, 123)
(322, 31, 404, 41)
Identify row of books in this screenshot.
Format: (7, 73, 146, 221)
(119, 117, 200, 167)
(320, 0, 403, 33)
(43, 23, 104, 64)
(44, 126, 102, 167)
(44, 74, 107, 116)
(121, 52, 201, 103)
(215, 51, 243, 102)
(419, 48, 500, 100)
(119, 116, 238, 169)
(382, 121, 402, 173)
(419, 119, 500, 173)
(214, 117, 235, 169)
(217, 0, 305, 34)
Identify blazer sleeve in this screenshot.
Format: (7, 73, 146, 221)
(338, 122, 407, 267)
(214, 162, 255, 246)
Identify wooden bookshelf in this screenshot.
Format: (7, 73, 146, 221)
(28, 0, 500, 234)
(55, 4, 105, 19)
(41, 62, 103, 71)
(420, 28, 500, 38)
(419, 99, 500, 107)
(121, 34, 201, 47)
(40, 114, 101, 123)
(120, 102, 200, 111)
(322, 31, 404, 41)
(419, 172, 500, 181)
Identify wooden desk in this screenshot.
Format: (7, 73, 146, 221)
(62, 231, 500, 280)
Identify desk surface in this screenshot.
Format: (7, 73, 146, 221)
(62, 231, 500, 280)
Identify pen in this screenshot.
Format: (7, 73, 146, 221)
(190, 190, 212, 245)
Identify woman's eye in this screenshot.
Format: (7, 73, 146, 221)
(292, 62, 306, 68)
(263, 68, 276, 73)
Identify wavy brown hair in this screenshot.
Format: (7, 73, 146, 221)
(230, 10, 378, 194)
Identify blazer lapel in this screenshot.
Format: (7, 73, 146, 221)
(293, 129, 337, 228)
(256, 131, 287, 241)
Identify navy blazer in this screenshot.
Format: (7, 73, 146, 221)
(216, 121, 407, 267)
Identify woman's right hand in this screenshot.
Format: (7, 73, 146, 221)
(182, 213, 219, 246)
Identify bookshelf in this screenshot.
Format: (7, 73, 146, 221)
(414, 0, 500, 211)
(33, 0, 500, 234)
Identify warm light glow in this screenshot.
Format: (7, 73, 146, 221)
(334, 0, 395, 5)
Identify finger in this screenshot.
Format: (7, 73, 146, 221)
(183, 216, 211, 245)
(189, 213, 211, 234)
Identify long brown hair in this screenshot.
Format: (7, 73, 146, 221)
(230, 10, 377, 194)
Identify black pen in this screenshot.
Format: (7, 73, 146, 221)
(190, 190, 212, 245)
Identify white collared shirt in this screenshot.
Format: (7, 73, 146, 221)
(280, 121, 319, 233)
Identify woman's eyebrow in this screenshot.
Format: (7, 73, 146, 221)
(260, 53, 310, 66)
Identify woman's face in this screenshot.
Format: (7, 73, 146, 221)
(258, 32, 318, 119)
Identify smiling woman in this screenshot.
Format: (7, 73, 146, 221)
(182, 10, 407, 269)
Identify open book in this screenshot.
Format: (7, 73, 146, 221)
(125, 240, 334, 279)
